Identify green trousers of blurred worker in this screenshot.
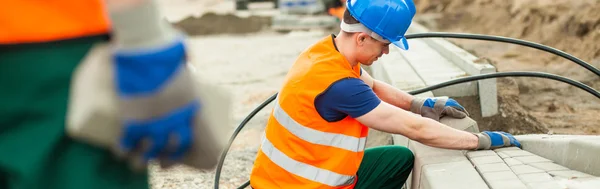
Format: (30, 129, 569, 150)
(0, 36, 149, 189)
(355, 145, 414, 189)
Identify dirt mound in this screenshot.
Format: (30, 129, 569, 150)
(172, 12, 272, 36)
(414, 0, 600, 134)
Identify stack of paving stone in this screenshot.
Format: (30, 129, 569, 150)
(467, 147, 599, 189)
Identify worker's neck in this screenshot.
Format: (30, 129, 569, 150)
(334, 32, 359, 68)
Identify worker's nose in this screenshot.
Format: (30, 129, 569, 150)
(383, 46, 390, 55)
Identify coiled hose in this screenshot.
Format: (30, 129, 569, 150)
(214, 32, 600, 189)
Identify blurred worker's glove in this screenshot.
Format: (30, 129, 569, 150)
(410, 96, 469, 121)
(108, 0, 200, 165)
(474, 131, 522, 150)
(113, 38, 199, 163)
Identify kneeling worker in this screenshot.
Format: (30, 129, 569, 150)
(249, 0, 522, 188)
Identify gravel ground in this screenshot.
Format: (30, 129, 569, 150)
(148, 31, 327, 189)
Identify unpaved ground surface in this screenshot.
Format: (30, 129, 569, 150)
(414, 0, 600, 135)
(148, 31, 327, 188)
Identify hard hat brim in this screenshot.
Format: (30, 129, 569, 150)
(392, 37, 409, 50)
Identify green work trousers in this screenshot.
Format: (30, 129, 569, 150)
(0, 36, 149, 189)
(354, 145, 414, 189)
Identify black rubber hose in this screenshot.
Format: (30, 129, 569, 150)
(404, 32, 600, 78)
(213, 92, 276, 189)
(215, 71, 600, 189)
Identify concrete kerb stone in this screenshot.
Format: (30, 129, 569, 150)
(515, 134, 600, 177)
(406, 22, 499, 117)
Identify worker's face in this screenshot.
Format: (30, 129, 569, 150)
(355, 33, 390, 66)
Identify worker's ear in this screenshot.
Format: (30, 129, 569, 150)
(356, 33, 369, 46)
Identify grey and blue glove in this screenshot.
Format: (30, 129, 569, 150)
(475, 131, 522, 150)
(410, 96, 469, 121)
(109, 0, 199, 164)
(113, 38, 199, 162)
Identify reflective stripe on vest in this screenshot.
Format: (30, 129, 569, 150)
(272, 100, 367, 152)
(250, 35, 367, 188)
(260, 135, 357, 186)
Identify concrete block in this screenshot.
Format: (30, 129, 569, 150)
(420, 160, 489, 189)
(492, 147, 521, 152)
(503, 158, 523, 166)
(397, 39, 476, 97)
(478, 67, 498, 117)
(553, 177, 600, 189)
(525, 181, 565, 189)
(475, 163, 511, 173)
(487, 179, 528, 189)
(517, 173, 554, 183)
(510, 165, 545, 175)
(515, 134, 600, 176)
(564, 138, 600, 177)
(496, 152, 509, 159)
(407, 22, 498, 117)
(501, 150, 535, 158)
(471, 156, 504, 165)
(481, 171, 519, 182)
(513, 155, 552, 164)
(528, 162, 569, 172)
(466, 150, 497, 159)
(548, 170, 594, 179)
(404, 117, 488, 189)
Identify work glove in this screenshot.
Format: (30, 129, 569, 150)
(410, 96, 469, 121)
(112, 38, 199, 166)
(474, 131, 522, 150)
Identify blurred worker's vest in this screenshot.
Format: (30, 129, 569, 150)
(0, 1, 110, 44)
(250, 36, 369, 189)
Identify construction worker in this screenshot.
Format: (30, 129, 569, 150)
(0, 0, 203, 188)
(249, 0, 521, 188)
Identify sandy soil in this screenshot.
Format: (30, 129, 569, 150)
(413, 0, 600, 135)
(148, 31, 329, 188)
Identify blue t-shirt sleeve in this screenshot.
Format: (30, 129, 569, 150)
(314, 78, 381, 122)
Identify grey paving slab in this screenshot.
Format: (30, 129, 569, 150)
(481, 171, 519, 182)
(487, 179, 528, 189)
(525, 181, 566, 189)
(420, 160, 489, 189)
(492, 147, 521, 152)
(515, 134, 600, 177)
(502, 150, 535, 158)
(496, 152, 510, 159)
(517, 173, 554, 183)
(471, 155, 504, 165)
(513, 155, 552, 164)
(548, 170, 594, 179)
(467, 150, 498, 159)
(510, 165, 545, 175)
(476, 163, 511, 173)
(503, 158, 524, 166)
(528, 162, 569, 172)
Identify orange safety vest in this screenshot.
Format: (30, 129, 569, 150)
(250, 35, 369, 189)
(0, 1, 110, 44)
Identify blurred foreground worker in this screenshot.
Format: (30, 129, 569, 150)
(249, 0, 522, 188)
(0, 0, 229, 188)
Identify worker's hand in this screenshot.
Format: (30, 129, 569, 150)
(410, 96, 469, 121)
(474, 131, 522, 150)
(112, 38, 199, 163)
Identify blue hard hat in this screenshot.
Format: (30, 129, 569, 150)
(346, 0, 416, 50)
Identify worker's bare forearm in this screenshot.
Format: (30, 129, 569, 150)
(372, 79, 414, 110)
(357, 101, 479, 150)
(415, 118, 479, 150)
